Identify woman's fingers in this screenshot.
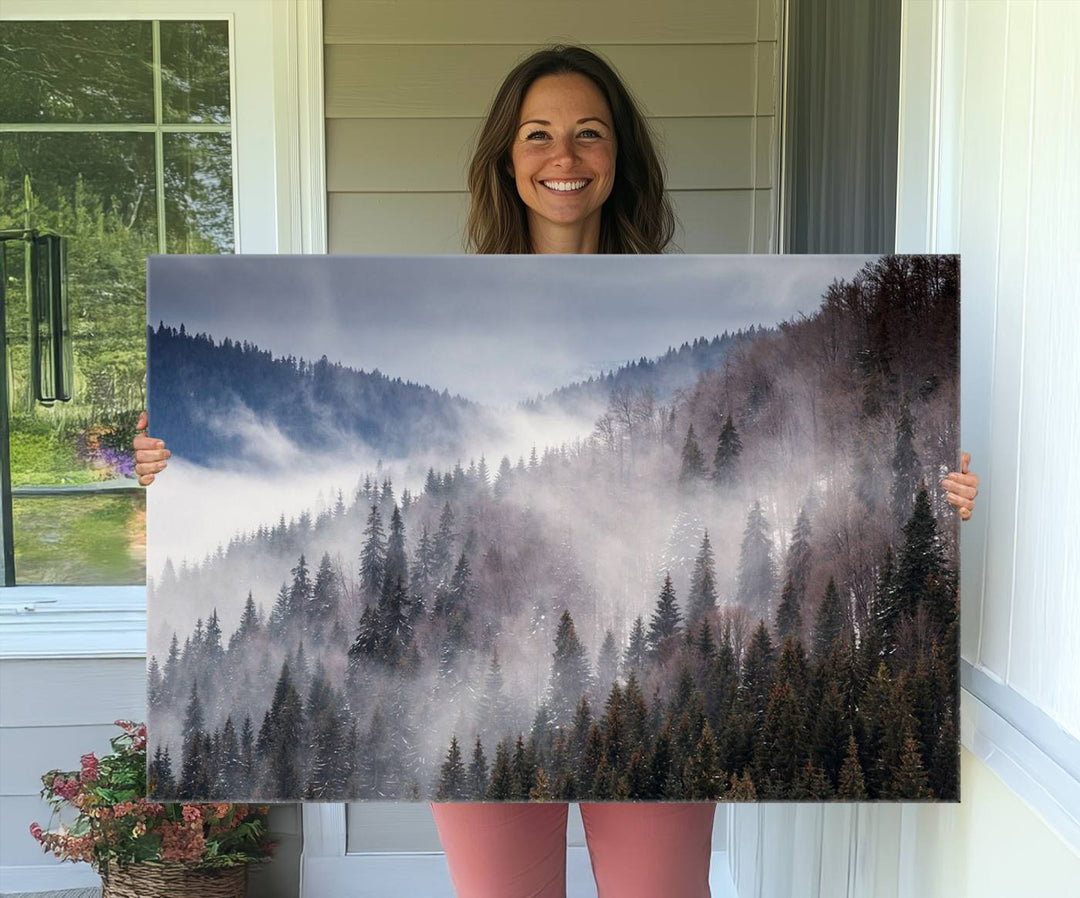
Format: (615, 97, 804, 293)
(958, 507, 971, 521)
(941, 476, 978, 499)
(135, 460, 169, 476)
(944, 490, 975, 511)
(138, 472, 156, 487)
(134, 447, 171, 463)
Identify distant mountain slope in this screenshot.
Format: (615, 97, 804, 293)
(523, 328, 767, 416)
(149, 324, 478, 466)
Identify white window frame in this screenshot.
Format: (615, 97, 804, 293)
(0, 0, 326, 659)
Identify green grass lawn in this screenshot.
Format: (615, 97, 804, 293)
(13, 492, 145, 585)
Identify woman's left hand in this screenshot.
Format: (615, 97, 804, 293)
(942, 451, 979, 521)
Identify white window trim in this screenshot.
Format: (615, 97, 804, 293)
(0, 0, 326, 660)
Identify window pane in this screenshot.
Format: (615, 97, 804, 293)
(164, 132, 234, 253)
(0, 21, 154, 124)
(160, 20, 232, 124)
(1, 133, 154, 501)
(12, 492, 145, 585)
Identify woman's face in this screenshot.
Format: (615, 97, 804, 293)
(509, 73, 617, 239)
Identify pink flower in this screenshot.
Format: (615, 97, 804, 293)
(80, 753, 99, 782)
(30, 822, 43, 842)
(181, 805, 202, 824)
(53, 777, 80, 801)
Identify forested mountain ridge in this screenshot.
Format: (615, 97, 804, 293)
(148, 323, 479, 466)
(148, 255, 960, 804)
(522, 327, 764, 416)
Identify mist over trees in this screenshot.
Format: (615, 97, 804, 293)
(148, 255, 959, 803)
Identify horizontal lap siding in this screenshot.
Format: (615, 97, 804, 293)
(0, 658, 146, 867)
(324, 0, 781, 255)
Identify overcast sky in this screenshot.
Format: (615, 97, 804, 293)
(148, 254, 877, 407)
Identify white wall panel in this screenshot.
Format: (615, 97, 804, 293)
(1006, 1, 1080, 732)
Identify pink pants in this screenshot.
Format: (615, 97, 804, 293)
(430, 803, 715, 898)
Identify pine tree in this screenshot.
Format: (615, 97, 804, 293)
(929, 712, 959, 800)
(683, 720, 723, 800)
(837, 734, 867, 799)
(268, 583, 290, 638)
(738, 620, 775, 729)
(431, 502, 456, 579)
(486, 740, 516, 799)
(476, 456, 491, 495)
(469, 737, 489, 799)
(150, 743, 175, 798)
(647, 723, 675, 798)
(549, 610, 593, 727)
(261, 661, 305, 800)
(163, 632, 181, 696)
(347, 605, 381, 671)
(479, 648, 510, 739)
(891, 734, 932, 798)
(735, 501, 776, 617)
(646, 573, 682, 661)
(812, 576, 845, 660)
(424, 468, 442, 497)
(530, 767, 552, 801)
(622, 615, 648, 677)
(728, 770, 757, 800)
(311, 553, 340, 632)
(410, 524, 435, 600)
(437, 735, 467, 800)
(755, 677, 807, 797)
(712, 413, 742, 486)
(359, 506, 387, 598)
(385, 505, 408, 589)
(217, 716, 241, 794)
(494, 456, 513, 498)
(179, 681, 205, 799)
(375, 573, 412, 666)
(896, 486, 953, 629)
(867, 546, 898, 668)
(236, 591, 261, 644)
(288, 554, 312, 621)
(204, 609, 223, 661)
(596, 629, 619, 691)
(782, 505, 812, 610)
(148, 656, 163, 707)
(890, 397, 921, 527)
(775, 572, 802, 643)
(686, 530, 719, 626)
(679, 424, 706, 484)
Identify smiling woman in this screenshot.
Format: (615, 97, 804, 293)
(509, 73, 617, 251)
(466, 45, 674, 255)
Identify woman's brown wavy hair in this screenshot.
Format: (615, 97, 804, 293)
(466, 45, 675, 255)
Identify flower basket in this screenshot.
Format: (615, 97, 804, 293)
(101, 861, 247, 898)
(31, 721, 273, 890)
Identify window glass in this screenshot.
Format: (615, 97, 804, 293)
(0, 21, 155, 124)
(164, 132, 234, 253)
(0, 20, 233, 586)
(160, 20, 232, 124)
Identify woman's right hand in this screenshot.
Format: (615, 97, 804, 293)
(133, 411, 170, 486)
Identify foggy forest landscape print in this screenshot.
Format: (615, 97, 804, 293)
(146, 254, 960, 804)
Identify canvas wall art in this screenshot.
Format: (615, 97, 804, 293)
(146, 254, 960, 803)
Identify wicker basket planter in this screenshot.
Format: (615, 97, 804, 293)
(100, 862, 247, 898)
